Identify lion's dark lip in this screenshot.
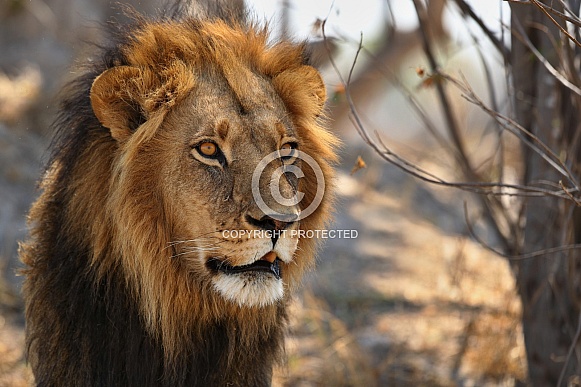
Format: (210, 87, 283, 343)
(206, 257, 282, 280)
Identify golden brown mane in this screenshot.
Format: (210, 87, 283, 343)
(21, 3, 337, 386)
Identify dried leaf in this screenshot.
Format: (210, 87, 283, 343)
(350, 155, 366, 175)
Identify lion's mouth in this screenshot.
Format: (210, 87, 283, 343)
(206, 253, 282, 280)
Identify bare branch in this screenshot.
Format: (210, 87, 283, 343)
(464, 202, 581, 261)
(322, 7, 581, 202)
(452, 0, 510, 60)
(446, 73, 581, 190)
(556, 309, 581, 386)
(506, 0, 581, 28)
(510, 18, 581, 96)
(331, 32, 451, 151)
(529, 0, 581, 48)
(412, 0, 475, 178)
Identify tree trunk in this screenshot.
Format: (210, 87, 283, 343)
(510, 2, 581, 385)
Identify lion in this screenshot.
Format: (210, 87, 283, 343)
(20, 1, 338, 386)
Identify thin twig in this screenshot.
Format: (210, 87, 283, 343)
(452, 0, 510, 60)
(321, 13, 581, 203)
(412, 0, 475, 177)
(446, 72, 581, 190)
(464, 202, 581, 260)
(529, 0, 581, 48)
(510, 18, 581, 96)
(334, 32, 451, 151)
(560, 180, 581, 206)
(506, 0, 581, 27)
(557, 310, 581, 387)
(467, 29, 505, 183)
(351, 116, 578, 199)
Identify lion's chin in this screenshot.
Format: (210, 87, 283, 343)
(211, 272, 284, 307)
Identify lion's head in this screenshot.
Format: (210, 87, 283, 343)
(22, 6, 338, 382)
(58, 18, 340, 360)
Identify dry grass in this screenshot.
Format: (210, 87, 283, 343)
(274, 294, 377, 387)
(273, 237, 526, 385)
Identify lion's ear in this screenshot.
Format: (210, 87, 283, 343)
(273, 65, 326, 118)
(90, 66, 147, 142)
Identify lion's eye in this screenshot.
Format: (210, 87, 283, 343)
(279, 142, 297, 160)
(198, 142, 218, 157)
(194, 141, 226, 166)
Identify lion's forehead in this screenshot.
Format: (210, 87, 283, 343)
(169, 81, 297, 148)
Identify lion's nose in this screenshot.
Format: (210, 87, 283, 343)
(245, 213, 297, 246)
(245, 214, 296, 231)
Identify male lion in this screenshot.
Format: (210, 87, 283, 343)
(20, 1, 338, 386)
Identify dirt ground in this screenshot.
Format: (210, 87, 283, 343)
(0, 134, 526, 386)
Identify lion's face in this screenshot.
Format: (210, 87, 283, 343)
(158, 75, 305, 307)
(88, 20, 337, 314)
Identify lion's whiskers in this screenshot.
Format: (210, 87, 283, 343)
(165, 230, 224, 249)
(168, 232, 235, 259)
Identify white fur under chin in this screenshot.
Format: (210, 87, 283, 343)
(211, 272, 284, 307)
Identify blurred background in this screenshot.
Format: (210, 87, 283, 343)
(0, 0, 531, 385)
